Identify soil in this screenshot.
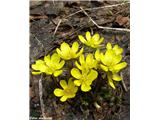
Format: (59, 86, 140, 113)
(30, 1, 130, 120)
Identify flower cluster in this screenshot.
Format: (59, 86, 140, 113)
(31, 31, 127, 102)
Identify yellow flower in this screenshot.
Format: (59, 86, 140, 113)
(100, 42, 127, 89)
(71, 68, 98, 92)
(100, 43, 127, 73)
(56, 42, 83, 60)
(106, 42, 123, 55)
(78, 31, 104, 48)
(31, 53, 65, 77)
(54, 78, 78, 102)
(75, 53, 98, 72)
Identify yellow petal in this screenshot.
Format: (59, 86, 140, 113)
(79, 54, 85, 64)
(75, 61, 82, 70)
(112, 74, 122, 81)
(68, 78, 75, 88)
(32, 63, 47, 73)
(96, 37, 104, 44)
(54, 70, 63, 77)
(100, 64, 108, 72)
(60, 96, 67, 102)
(32, 60, 45, 70)
(108, 78, 116, 89)
(56, 60, 65, 69)
(113, 45, 123, 55)
(112, 55, 122, 65)
(51, 53, 60, 63)
(106, 42, 112, 50)
(54, 88, 64, 97)
(86, 54, 93, 64)
(32, 71, 42, 75)
(56, 48, 64, 59)
(87, 69, 98, 82)
(36, 60, 45, 65)
(103, 50, 114, 66)
(75, 47, 83, 57)
(81, 84, 91, 92)
(113, 62, 127, 73)
(44, 55, 51, 65)
(86, 31, 91, 41)
(59, 42, 70, 59)
(60, 80, 68, 89)
(72, 42, 79, 53)
(74, 80, 81, 86)
(61, 42, 70, 52)
(71, 68, 82, 79)
(78, 35, 87, 44)
(100, 53, 112, 66)
(92, 33, 100, 42)
(31, 64, 39, 70)
(95, 49, 101, 61)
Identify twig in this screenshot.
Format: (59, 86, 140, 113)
(120, 72, 128, 92)
(39, 74, 46, 118)
(80, 7, 130, 32)
(94, 102, 101, 110)
(53, 19, 62, 36)
(65, 2, 130, 19)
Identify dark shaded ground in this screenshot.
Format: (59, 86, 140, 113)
(30, 1, 130, 120)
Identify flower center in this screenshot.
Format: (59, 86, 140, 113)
(64, 88, 73, 95)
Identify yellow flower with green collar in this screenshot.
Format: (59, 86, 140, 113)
(71, 68, 98, 92)
(78, 31, 104, 48)
(75, 53, 98, 72)
(31, 53, 65, 77)
(56, 42, 83, 60)
(54, 78, 78, 102)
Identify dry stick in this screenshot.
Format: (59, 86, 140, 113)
(39, 75, 46, 118)
(65, 2, 130, 19)
(53, 19, 62, 36)
(120, 72, 128, 92)
(80, 7, 130, 32)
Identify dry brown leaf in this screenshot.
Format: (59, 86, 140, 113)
(115, 15, 129, 26)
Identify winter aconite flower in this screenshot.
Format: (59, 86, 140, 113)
(75, 53, 98, 72)
(54, 78, 78, 102)
(100, 42, 127, 89)
(71, 68, 98, 92)
(56, 42, 83, 60)
(32, 53, 65, 77)
(106, 42, 123, 55)
(78, 31, 104, 48)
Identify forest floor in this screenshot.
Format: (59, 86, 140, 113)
(30, 1, 130, 120)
